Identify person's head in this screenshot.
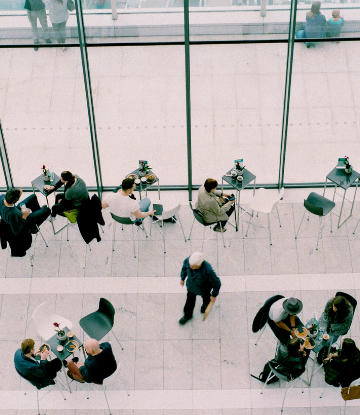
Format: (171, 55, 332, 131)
(310, 1, 321, 14)
(5, 188, 22, 205)
(332, 9, 340, 18)
(287, 338, 302, 357)
(189, 251, 205, 270)
(330, 296, 350, 318)
(282, 297, 303, 315)
(84, 338, 100, 356)
(339, 338, 360, 362)
(21, 339, 35, 355)
(204, 179, 218, 193)
(60, 171, 75, 185)
(121, 178, 135, 193)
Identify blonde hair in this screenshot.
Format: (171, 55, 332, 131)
(189, 252, 205, 266)
(332, 9, 340, 18)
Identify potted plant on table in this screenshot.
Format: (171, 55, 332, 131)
(54, 322, 67, 343)
(138, 161, 152, 177)
(307, 321, 318, 338)
(344, 156, 353, 174)
(42, 165, 52, 182)
(235, 161, 245, 176)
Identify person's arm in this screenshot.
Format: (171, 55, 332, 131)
(274, 320, 295, 337)
(78, 364, 91, 383)
(132, 208, 156, 219)
(9, 210, 27, 235)
(208, 265, 221, 299)
(101, 201, 109, 209)
(180, 258, 188, 286)
(46, 180, 63, 192)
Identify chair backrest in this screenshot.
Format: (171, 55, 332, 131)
(110, 213, 133, 225)
(304, 198, 323, 216)
(335, 291, 357, 312)
(252, 295, 285, 333)
(98, 298, 115, 326)
(268, 361, 290, 382)
(162, 204, 181, 221)
(189, 202, 205, 226)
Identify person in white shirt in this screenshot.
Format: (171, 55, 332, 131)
(101, 177, 156, 224)
(268, 297, 304, 344)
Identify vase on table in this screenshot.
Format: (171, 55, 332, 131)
(57, 331, 67, 344)
(345, 165, 352, 174)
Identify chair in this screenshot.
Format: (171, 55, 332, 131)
(79, 298, 124, 351)
(252, 295, 285, 346)
(244, 188, 284, 245)
(150, 203, 186, 253)
(188, 202, 226, 249)
(261, 361, 309, 413)
(295, 192, 336, 250)
(111, 213, 147, 258)
(17, 368, 66, 415)
(31, 302, 73, 341)
(342, 376, 360, 414)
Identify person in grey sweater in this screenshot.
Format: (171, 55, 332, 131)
(48, 0, 69, 48)
(46, 171, 89, 218)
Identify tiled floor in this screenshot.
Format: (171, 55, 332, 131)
(0, 188, 360, 413)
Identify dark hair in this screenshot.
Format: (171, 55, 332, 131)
(5, 188, 21, 204)
(310, 1, 321, 15)
(338, 338, 360, 364)
(61, 171, 75, 186)
(287, 338, 302, 357)
(204, 178, 218, 193)
(121, 178, 135, 191)
(21, 339, 35, 355)
(328, 296, 351, 321)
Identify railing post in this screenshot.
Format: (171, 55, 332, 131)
(260, 0, 266, 17)
(111, 0, 118, 20)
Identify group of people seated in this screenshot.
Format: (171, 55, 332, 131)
(14, 337, 117, 388)
(265, 294, 359, 386)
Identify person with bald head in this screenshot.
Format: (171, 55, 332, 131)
(65, 339, 117, 384)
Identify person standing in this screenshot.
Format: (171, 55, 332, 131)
(24, 0, 52, 51)
(179, 252, 221, 325)
(48, 0, 69, 50)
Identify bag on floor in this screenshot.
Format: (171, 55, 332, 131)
(251, 359, 279, 384)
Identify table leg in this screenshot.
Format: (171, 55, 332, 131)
(337, 188, 347, 227)
(332, 184, 337, 201)
(253, 178, 256, 196)
(62, 361, 72, 393)
(349, 177, 359, 217)
(158, 180, 160, 200)
(323, 178, 328, 197)
(236, 190, 240, 232)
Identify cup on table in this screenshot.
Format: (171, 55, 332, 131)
(231, 170, 237, 179)
(57, 345, 64, 353)
(323, 333, 330, 341)
(237, 176, 244, 183)
(67, 331, 74, 339)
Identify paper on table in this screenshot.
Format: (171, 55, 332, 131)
(202, 302, 214, 321)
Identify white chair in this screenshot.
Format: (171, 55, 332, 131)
(244, 188, 284, 245)
(31, 302, 73, 341)
(150, 203, 186, 253)
(110, 213, 148, 258)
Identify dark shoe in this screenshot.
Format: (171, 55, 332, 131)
(34, 40, 39, 51)
(152, 216, 159, 221)
(30, 227, 39, 234)
(134, 221, 141, 227)
(45, 38, 52, 44)
(200, 306, 207, 313)
(63, 360, 68, 367)
(179, 315, 192, 325)
(213, 226, 226, 233)
(72, 357, 79, 363)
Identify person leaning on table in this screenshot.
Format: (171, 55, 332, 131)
(14, 339, 62, 389)
(268, 297, 304, 345)
(195, 178, 235, 233)
(276, 337, 310, 380)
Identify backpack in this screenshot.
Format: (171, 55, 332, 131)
(251, 359, 280, 384)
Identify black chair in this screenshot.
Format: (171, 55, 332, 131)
(295, 192, 336, 250)
(252, 294, 285, 345)
(188, 202, 226, 249)
(336, 291, 358, 313)
(79, 298, 123, 350)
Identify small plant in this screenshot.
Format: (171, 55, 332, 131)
(235, 161, 245, 172)
(308, 323, 318, 335)
(42, 165, 50, 177)
(139, 161, 152, 173)
(53, 322, 66, 337)
(344, 156, 350, 168)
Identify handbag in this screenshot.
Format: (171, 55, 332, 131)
(67, 0, 75, 11)
(341, 385, 360, 401)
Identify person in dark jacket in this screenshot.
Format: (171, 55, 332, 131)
(0, 188, 50, 235)
(276, 338, 309, 380)
(323, 338, 360, 387)
(179, 251, 221, 325)
(14, 338, 62, 389)
(66, 339, 117, 384)
(296, 1, 326, 48)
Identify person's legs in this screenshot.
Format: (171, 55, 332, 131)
(52, 22, 61, 43)
(27, 206, 51, 230)
(45, 358, 62, 379)
(135, 197, 151, 224)
(51, 198, 75, 217)
(20, 194, 41, 212)
(27, 10, 39, 41)
(58, 21, 67, 43)
(201, 292, 211, 313)
(183, 291, 197, 318)
(36, 9, 51, 42)
(67, 361, 85, 382)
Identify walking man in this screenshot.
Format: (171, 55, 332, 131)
(179, 251, 221, 325)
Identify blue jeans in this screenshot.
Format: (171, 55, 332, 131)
(134, 197, 151, 223)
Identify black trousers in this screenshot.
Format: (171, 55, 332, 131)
(183, 291, 210, 318)
(51, 194, 76, 217)
(217, 203, 236, 227)
(17, 194, 50, 232)
(268, 315, 303, 345)
(45, 358, 62, 379)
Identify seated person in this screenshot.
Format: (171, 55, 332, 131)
(66, 339, 117, 384)
(327, 9, 344, 39)
(46, 171, 89, 218)
(276, 338, 310, 380)
(323, 338, 360, 387)
(0, 188, 50, 235)
(268, 297, 304, 345)
(195, 178, 235, 232)
(101, 177, 156, 224)
(14, 338, 62, 389)
(318, 295, 354, 342)
(296, 1, 326, 47)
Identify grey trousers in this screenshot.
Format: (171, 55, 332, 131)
(52, 21, 67, 43)
(27, 9, 50, 41)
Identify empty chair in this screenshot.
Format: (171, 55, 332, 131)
(342, 376, 360, 414)
(150, 203, 186, 253)
(111, 212, 147, 258)
(244, 187, 284, 245)
(79, 298, 123, 351)
(31, 302, 73, 341)
(295, 192, 336, 250)
(188, 202, 226, 249)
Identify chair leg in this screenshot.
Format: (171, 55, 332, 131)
(36, 225, 48, 247)
(267, 213, 272, 246)
(112, 221, 116, 252)
(201, 225, 206, 251)
(319, 385, 327, 398)
(219, 222, 226, 248)
(103, 385, 112, 415)
(99, 225, 104, 234)
(276, 205, 282, 228)
(295, 210, 306, 239)
(87, 382, 90, 399)
(188, 217, 195, 240)
(66, 221, 69, 242)
(111, 329, 124, 351)
(316, 217, 322, 250)
(260, 369, 276, 394)
(255, 325, 266, 345)
(245, 210, 254, 237)
(131, 224, 136, 258)
(353, 217, 360, 234)
(281, 381, 290, 413)
(36, 388, 40, 415)
(177, 215, 187, 242)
